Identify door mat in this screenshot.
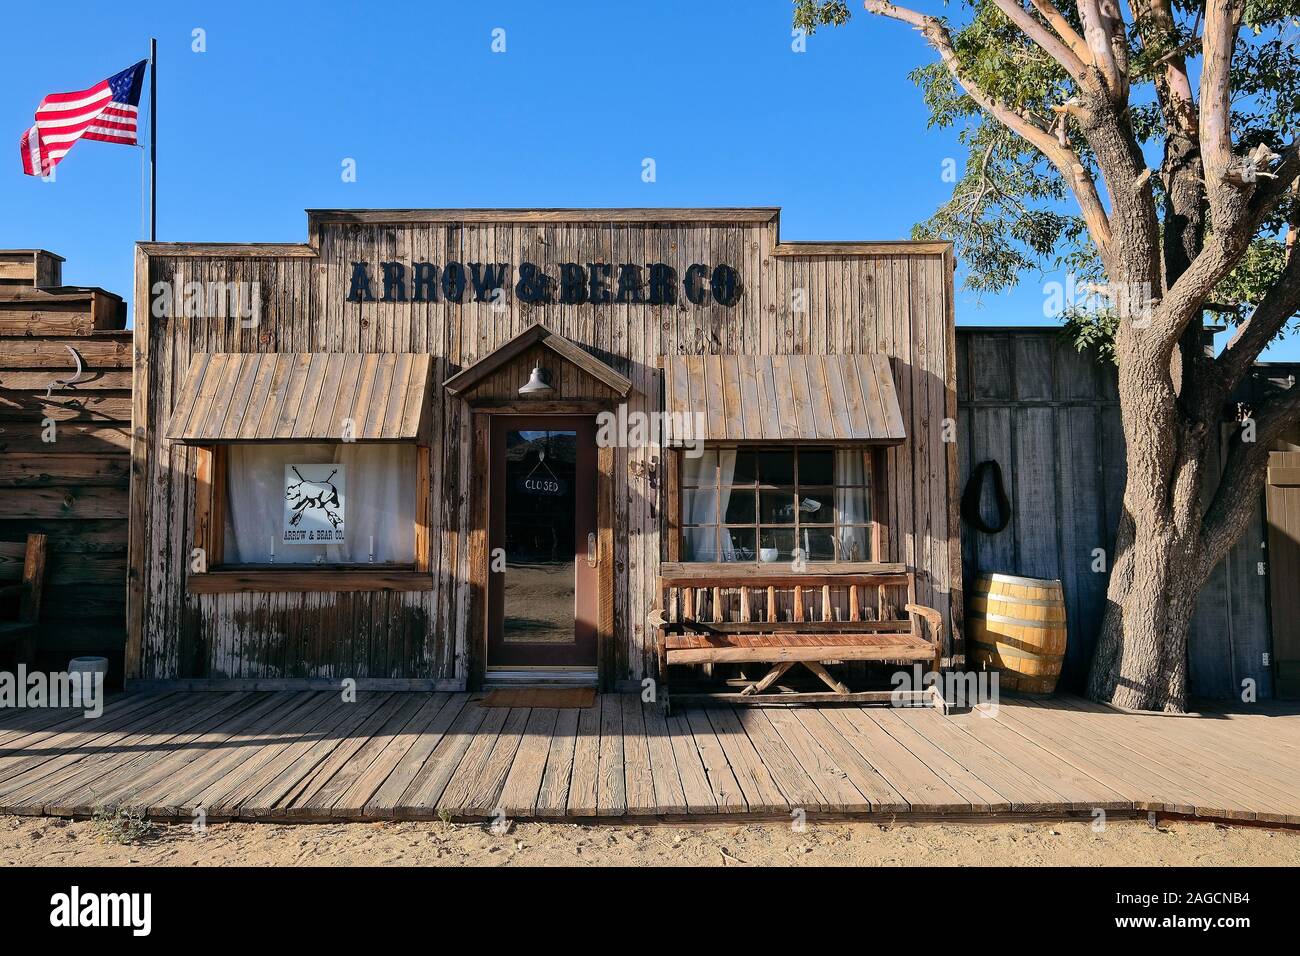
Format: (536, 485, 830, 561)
(480, 688, 597, 708)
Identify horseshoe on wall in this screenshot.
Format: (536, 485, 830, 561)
(961, 459, 1012, 534)
(43, 345, 87, 399)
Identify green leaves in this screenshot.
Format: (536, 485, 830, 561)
(791, 0, 852, 34)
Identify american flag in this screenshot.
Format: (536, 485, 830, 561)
(20, 59, 147, 176)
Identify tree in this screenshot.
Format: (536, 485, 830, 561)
(794, 0, 1300, 711)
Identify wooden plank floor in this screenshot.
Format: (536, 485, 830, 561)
(1, 692, 1297, 825)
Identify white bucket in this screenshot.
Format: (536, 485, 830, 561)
(67, 656, 108, 708)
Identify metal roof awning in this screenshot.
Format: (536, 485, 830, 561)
(165, 352, 432, 443)
(662, 354, 906, 443)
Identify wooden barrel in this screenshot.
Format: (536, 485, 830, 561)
(968, 573, 1067, 695)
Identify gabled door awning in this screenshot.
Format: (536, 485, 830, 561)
(663, 353, 905, 443)
(166, 352, 432, 443)
(443, 322, 632, 398)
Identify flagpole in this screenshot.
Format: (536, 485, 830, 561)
(149, 37, 157, 241)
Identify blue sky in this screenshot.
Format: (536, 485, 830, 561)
(2, 1, 1290, 358)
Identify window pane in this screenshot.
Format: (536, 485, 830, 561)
(224, 442, 415, 565)
(757, 449, 794, 485)
(759, 489, 797, 524)
(682, 527, 720, 562)
(732, 448, 757, 485)
(799, 447, 835, 485)
(834, 485, 871, 525)
(758, 528, 795, 561)
(801, 528, 836, 561)
(836, 526, 871, 562)
(796, 488, 833, 524)
(722, 528, 755, 562)
(681, 450, 717, 487)
(682, 488, 717, 525)
(722, 488, 756, 524)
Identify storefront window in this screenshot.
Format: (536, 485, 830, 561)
(221, 442, 417, 566)
(680, 445, 873, 563)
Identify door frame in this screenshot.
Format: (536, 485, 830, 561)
(467, 403, 615, 690)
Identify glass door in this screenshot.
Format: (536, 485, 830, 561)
(487, 416, 597, 670)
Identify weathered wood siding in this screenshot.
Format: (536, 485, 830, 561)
(0, 260, 130, 680)
(956, 328, 1278, 698)
(128, 211, 959, 685)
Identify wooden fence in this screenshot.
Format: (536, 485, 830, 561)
(0, 250, 130, 680)
(956, 327, 1283, 698)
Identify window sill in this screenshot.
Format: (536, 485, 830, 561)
(187, 569, 433, 594)
(659, 561, 905, 583)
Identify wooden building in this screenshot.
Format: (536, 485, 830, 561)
(956, 327, 1297, 699)
(0, 250, 131, 678)
(127, 209, 959, 690)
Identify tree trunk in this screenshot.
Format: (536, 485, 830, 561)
(1087, 512, 1206, 711)
(1087, 319, 1213, 713)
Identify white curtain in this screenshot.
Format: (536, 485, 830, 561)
(716, 448, 737, 561)
(224, 442, 416, 565)
(682, 449, 737, 561)
(835, 449, 870, 561)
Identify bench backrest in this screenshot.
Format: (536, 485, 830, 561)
(0, 534, 47, 624)
(658, 564, 918, 636)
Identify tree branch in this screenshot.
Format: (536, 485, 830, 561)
(1248, 140, 1300, 226)
(1200, 381, 1300, 568)
(1200, 0, 1246, 225)
(1216, 184, 1300, 388)
(990, 0, 1088, 83)
(1029, 0, 1091, 63)
(864, 0, 1113, 251)
(1133, 0, 1198, 140)
(1076, 0, 1126, 97)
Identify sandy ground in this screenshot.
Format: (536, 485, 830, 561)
(3, 815, 1298, 866)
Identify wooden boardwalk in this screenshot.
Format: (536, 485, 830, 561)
(0, 692, 1297, 825)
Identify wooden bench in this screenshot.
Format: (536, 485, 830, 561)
(0, 534, 48, 662)
(651, 563, 945, 709)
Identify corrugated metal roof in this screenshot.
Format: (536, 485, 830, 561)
(662, 353, 905, 443)
(165, 352, 432, 443)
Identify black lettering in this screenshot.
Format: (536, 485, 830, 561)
(710, 264, 740, 307)
(346, 262, 375, 302)
(647, 263, 677, 305)
(516, 262, 551, 304)
(588, 263, 612, 304)
(380, 261, 406, 302)
(441, 262, 466, 303)
(469, 262, 509, 302)
(559, 263, 589, 304)
(615, 264, 645, 304)
(684, 264, 711, 306)
(412, 262, 438, 302)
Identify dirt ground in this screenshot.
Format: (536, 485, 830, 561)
(3, 814, 1297, 866)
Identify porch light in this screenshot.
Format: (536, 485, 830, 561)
(519, 364, 553, 395)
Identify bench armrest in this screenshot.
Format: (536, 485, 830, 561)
(904, 600, 946, 671)
(647, 608, 668, 677)
(904, 602, 942, 631)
